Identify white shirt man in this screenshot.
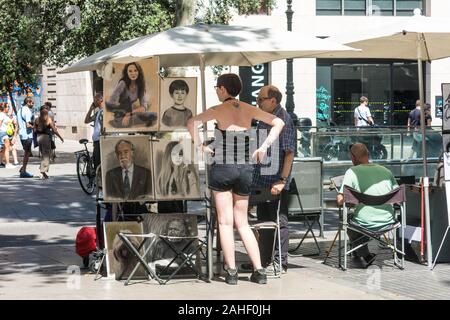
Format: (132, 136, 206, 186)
(354, 96, 374, 127)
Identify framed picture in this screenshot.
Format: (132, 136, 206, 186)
(101, 135, 154, 201)
(142, 213, 200, 277)
(103, 221, 146, 280)
(104, 58, 159, 132)
(152, 137, 201, 200)
(159, 77, 197, 131)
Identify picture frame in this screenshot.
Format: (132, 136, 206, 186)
(142, 213, 200, 278)
(103, 221, 147, 280)
(104, 58, 160, 133)
(101, 135, 154, 202)
(152, 137, 201, 200)
(159, 77, 197, 131)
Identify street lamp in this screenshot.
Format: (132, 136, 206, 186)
(285, 0, 298, 124)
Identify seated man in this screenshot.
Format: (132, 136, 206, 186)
(336, 143, 398, 268)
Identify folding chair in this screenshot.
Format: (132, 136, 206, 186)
(340, 185, 406, 271)
(287, 159, 323, 256)
(117, 232, 164, 285)
(287, 178, 321, 256)
(248, 188, 282, 278)
(323, 175, 344, 266)
(152, 232, 208, 284)
(118, 214, 209, 285)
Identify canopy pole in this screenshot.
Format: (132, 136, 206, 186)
(200, 54, 213, 280)
(417, 33, 433, 269)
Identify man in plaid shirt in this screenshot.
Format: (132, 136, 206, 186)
(248, 85, 296, 275)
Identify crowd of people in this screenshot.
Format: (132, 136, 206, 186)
(0, 83, 63, 179)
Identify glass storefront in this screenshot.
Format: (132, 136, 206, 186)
(316, 60, 421, 126)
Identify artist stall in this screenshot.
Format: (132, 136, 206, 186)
(62, 23, 356, 282)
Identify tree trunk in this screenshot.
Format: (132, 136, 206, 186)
(175, 0, 196, 27)
(167, 0, 197, 77)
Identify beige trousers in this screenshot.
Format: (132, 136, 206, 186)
(38, 134, 51, 173)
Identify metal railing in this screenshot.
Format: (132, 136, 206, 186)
(295, 125, 443, 182)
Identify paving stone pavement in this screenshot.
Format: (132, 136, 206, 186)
(0, 140, 449, 300)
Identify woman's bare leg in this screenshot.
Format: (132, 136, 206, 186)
(233, 193, 262, 270)
(213, 190, 236, 269)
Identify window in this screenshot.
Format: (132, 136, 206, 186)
(344, 0, 366, 16)
(372, 0, 394, 16)
(316, 60, 420, 126)
(317, 0, 342, 15)
(396, 0, 423, 16)
(316, 0, 423, 16)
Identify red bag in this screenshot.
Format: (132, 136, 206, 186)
(76, 227, 97, 258)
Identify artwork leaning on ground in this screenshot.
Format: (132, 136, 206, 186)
(101, 135, 154, 201)
(104, 221, 147, 280)
(104, 58, 160, 132)
(159, 77, 197, 131)
(142, 213, 200, 277)
(152, 137, 201, 200)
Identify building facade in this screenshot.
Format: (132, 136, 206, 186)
(42, 0, 449, 139)
(234, 0, 449, 127)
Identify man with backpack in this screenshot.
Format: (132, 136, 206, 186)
(354, 96, 374, 127)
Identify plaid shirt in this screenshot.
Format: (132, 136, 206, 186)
(252, 105, 296, 190)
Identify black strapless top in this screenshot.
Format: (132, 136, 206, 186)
(212, 125, 251, 164)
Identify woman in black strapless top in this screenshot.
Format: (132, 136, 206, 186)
(187, 73, 284, 285)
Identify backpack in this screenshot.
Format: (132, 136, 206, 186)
(6, 121, 15, 136)
(75, 227, 97, 258)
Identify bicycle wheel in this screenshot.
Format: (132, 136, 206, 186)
(77, 154, 96, 195)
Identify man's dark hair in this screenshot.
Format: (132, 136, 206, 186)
(169, 80, 189, 95)
(267, 86, 282, 104)
(216, 73, 242, 97)
(0, 105, 4, 112)
(23, 97, 34, 105)
(44, 101, 52, 109)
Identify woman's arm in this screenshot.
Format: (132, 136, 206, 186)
(187, 107, 217, 148)
(107, 80, 126, 107)
(49, 119, 64, 142)
(250, 107, 285, 163)
(84, 103, 96, 124)
(32, 118, 38, 133)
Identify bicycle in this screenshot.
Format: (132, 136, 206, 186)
(75, 139, 97, 195)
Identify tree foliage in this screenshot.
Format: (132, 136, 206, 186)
(0, 0, 276, 87)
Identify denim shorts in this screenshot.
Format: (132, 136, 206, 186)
(208, 164, 254, 196)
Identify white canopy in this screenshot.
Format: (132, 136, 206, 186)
(61, 23, 358, 73)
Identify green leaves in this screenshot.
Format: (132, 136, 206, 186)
(0, 0, 274, 87)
